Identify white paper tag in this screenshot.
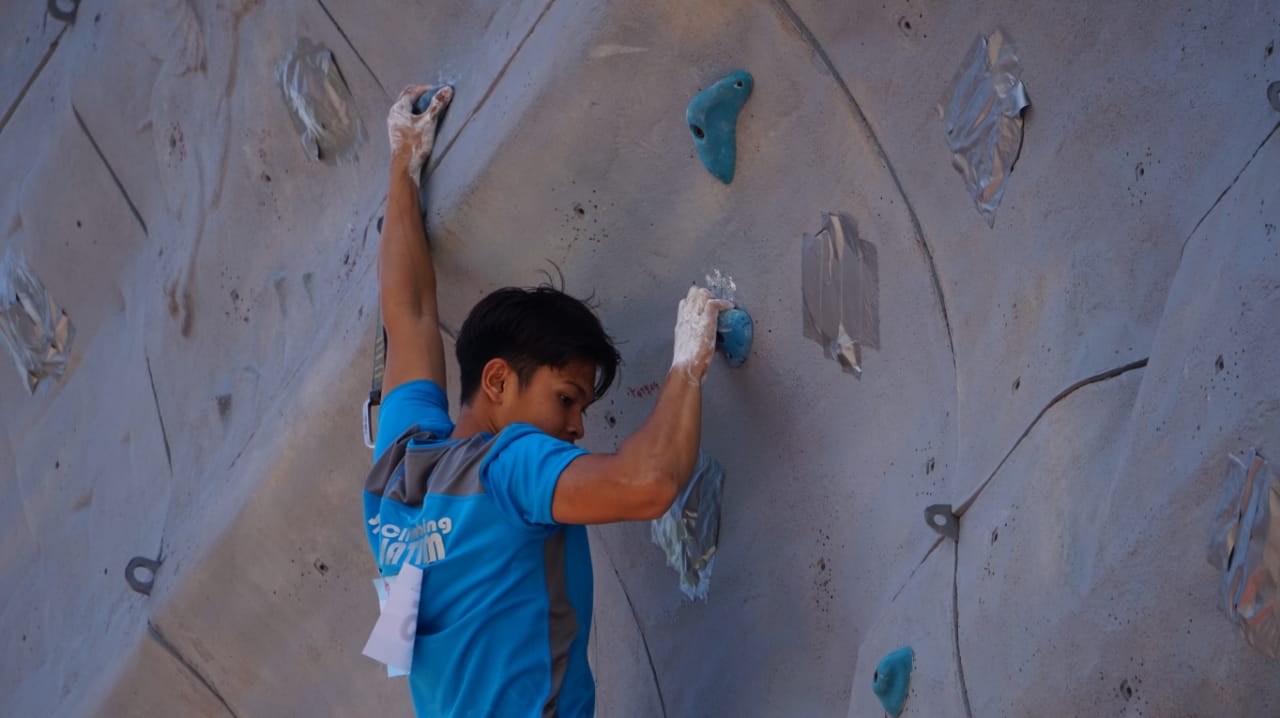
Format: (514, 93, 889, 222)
(363, 564, 423, 675)
(370, 576, 410, 678)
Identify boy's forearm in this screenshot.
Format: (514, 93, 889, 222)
(608, 288, 729, 513)
(379, 157, 439, 321)
(616, 369, 703, 501)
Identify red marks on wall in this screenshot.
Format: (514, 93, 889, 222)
(626, 381, 661, 399)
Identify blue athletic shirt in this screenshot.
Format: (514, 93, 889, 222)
(362, 380, 595, 717)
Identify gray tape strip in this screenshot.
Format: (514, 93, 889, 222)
(650, 452, 725, 600)
(276, 38, 366, 164)
(938, 30, 1030, 226)
(0, 250, 75, 393)
(1210, 452, 1280, 658)
(801, 211, 880, 377)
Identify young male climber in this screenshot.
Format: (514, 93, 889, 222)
(361, 84, 731, 716)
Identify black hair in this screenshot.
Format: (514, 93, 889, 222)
(456, 286, 621, 405)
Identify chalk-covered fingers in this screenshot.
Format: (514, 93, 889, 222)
(671, 286, 733, 384)
(386, 84, 428, 151)
(387, 84, 454, 186)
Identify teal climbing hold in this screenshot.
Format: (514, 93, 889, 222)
(872, 646, 914, 717)
(412, 84, 453, 116)
(686, 71, 753, 184)
(715, 308, 753, 368)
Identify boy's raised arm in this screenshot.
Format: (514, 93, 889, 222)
(551, 287, 732, 524)
(378, 85, 453, 397)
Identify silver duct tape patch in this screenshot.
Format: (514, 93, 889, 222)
(0, 250, 74, 393)
(801, 212, 880, 377)
(939, 30, 1030, 226)
(651, 451, 724, 601)
(1208, 451, 1280, 659)
(276, 38, 366, 165)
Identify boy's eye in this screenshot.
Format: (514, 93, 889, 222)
(559, 395, 573, 407)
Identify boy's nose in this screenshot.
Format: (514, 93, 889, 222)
(565, 416, 584, 442)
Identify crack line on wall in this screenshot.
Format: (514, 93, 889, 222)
(1177, 120, 1280, 262)
(71, 104, 149, 237)
(933, 358, 1148, 718)
(144, 353, 174, 477)
(771, 0, 956, 371)
(887, 535, 943, 606)
(147, 622, 239, 718)
(598, 539, 668, 717)
(313, 0, 389, 101)
(954, 357, 1149, 516)
(0, 25, 67, 139)
(426, 0, 559, 177)
(951, 542, 975, 718)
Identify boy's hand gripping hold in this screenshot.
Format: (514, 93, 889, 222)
(387, 84, 453, 186)
(671, 286, 733, 384)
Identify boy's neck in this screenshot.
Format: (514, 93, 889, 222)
(451, 403, 496, 440)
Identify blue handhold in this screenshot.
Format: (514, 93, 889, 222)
(715, 308, 753, 368)
(872, 647, 914, 717)
(686, 71, 753, 184)
(412, 85, 453, 191)
(412, 84, 453, 117)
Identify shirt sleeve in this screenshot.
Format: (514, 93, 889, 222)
(373, 380, 454, 461)
(480, 423, 588, 528)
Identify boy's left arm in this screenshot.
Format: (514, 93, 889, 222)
(379, 84, 454, 396)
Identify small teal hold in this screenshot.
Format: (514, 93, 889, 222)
(715, 308, 753, 368)
(872, 646, 914, 717)
(412, 84, 453, 117)
(686, 71, 753, 184)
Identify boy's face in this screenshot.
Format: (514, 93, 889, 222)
(504, 359, 597, 443)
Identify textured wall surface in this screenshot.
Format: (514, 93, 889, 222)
(1, 1, 1277, 716)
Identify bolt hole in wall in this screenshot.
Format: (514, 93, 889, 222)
(1216, 355, 1225, 371)
(991, 527, 999, 544)
(1012, 376, 1021, 391)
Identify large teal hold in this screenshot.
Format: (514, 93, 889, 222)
(872, 646, 914, 717)
(715, 308, 753, 368)
(686, 71, 753, 184)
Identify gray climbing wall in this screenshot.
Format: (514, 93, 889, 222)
(1, 0, 1277, 716)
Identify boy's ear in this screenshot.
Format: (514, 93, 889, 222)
(480, 358, 511, 405)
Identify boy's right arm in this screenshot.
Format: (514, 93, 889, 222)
(379, 84, 452, 400)
(550, 287, 731, 524)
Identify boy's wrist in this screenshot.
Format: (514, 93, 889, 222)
(389, 151, 413, 179)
